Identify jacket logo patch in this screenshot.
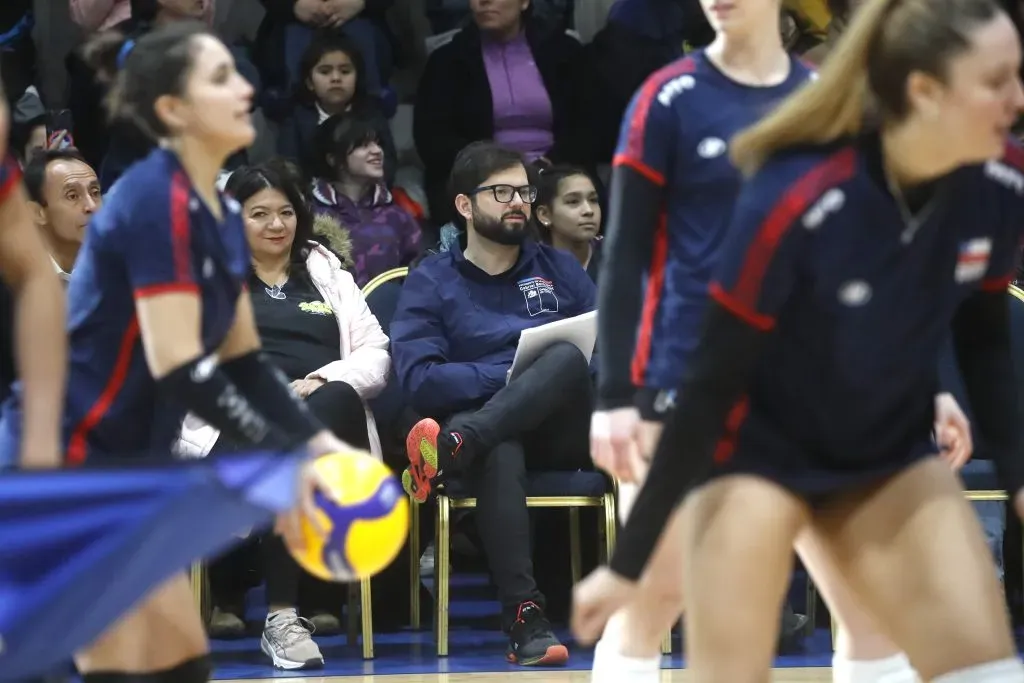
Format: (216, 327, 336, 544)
(299, 301, 333, 315)
(517, 277, 559, 316)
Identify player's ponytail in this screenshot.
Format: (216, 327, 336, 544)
(731, 0, 1003, 175)
(82, 31, 128, 88)
(81, 21, 212, 141)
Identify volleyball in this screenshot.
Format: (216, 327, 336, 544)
(287, 451, 409, 582)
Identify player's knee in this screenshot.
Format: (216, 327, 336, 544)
(81, 655, 211, 683)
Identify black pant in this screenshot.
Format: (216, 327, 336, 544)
(446, 342, 593, 629)
(209, 380, 371, 611)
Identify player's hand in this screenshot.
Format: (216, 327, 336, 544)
(294, 0, 330, 25)
(324, 0, 364, 25)
(591, 407, 646, 483)
(934, 392, 972, 471)
(275, 431, 352, 549)
(291, 377, 326, 398)
(571, 567, 637, 646)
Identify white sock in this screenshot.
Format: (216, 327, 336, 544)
(932, 658, 1024, 682)
(591, 636, 661, 683)
(832, 652, 917, 683)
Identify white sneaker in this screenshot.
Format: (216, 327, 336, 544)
(260, 609, 324, 670)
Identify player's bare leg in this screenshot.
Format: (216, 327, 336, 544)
(682, 474, 809, 681)
(796, 530, 917, 683)
(813, 457, 1022, 681)
(75, 574, 210, 681)
(592, 422, 917, 683)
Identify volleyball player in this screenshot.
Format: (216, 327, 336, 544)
(576, 0, 1024, 679)
(0, 98, 67, 473)
(586, 0, 952, 680)
(0, 22, 350, 683)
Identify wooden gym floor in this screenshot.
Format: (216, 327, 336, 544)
(220, 670, 833, 682)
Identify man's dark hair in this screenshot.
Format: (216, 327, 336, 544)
(23, 149, 90, 205)
(447, 141, 526, 205)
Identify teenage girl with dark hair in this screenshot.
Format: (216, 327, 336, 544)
(534, 164, 603, 282)
(0, 21, 350, 683)
(309, 112, 420, 287)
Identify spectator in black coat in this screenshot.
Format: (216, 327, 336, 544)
(413, 0, 593, 228)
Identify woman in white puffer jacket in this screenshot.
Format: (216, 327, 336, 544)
(179, 160, 389, 670)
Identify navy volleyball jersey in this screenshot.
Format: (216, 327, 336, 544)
(710, 136, 1022, 478)
(615, 50, 815, 391)
(5, 148, 250, 465)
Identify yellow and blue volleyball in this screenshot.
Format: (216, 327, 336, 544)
(288, 451, 409, 582)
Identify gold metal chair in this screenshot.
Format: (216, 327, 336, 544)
(408, 475, 620, 657)
(362, 266, 410, 297)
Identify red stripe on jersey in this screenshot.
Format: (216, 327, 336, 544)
(712, 396, 749, 464)
(66, 317, 141, 466)
(612, 154, 665, 187)
(630, 212, 669, 386)
(619, 57, 696, 173)
(170, 171, 193, 284)
(0, 155, 22, 203)
(728, 147, 857, 317)
(134, 282, 200, 299)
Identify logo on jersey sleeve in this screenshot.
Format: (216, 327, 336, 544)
(955, 238, 992, 283)
(517, 276, 559, 316)
(657, 74, 695, 106)
(984, 160, 1024, 194)
(802, 189, 845, 230)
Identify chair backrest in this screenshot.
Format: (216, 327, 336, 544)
(362, 267, 409, 337)
(363, 268, 410, 433)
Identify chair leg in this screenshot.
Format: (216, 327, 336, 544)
(360, 577, 374, 660)
(661, 629, 672, 655)
(603, 493, 617, 559)
(436, 495, 452, 657)
(805, 577, 817, 637)
(189, 562, 208, 623)
(569, 507, 582, 585)
(409, 497, 421, 629)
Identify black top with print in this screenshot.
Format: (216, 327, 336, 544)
(250, 273, 341, 381)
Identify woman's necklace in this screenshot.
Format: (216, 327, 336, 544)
(258, 270, 289, 300)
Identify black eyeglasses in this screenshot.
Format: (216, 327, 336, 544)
(469, 184, 538, 204)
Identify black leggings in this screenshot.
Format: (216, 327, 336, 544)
(209, 380, 371, 611)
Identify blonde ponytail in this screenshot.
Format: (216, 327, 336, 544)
(730, 0, 895, 175)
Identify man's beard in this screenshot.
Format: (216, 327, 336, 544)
(471, 205, 529, 246)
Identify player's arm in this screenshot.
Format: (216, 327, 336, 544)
(949, 257, 1022, 495)
(607, 173, 811, 581)
(596, 79, 678, 409)
(0, 168, 67, 468)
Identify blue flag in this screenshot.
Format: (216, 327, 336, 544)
(0, 451, 304, 681)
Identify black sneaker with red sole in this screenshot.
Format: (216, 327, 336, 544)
(506, 601, 569, 666)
